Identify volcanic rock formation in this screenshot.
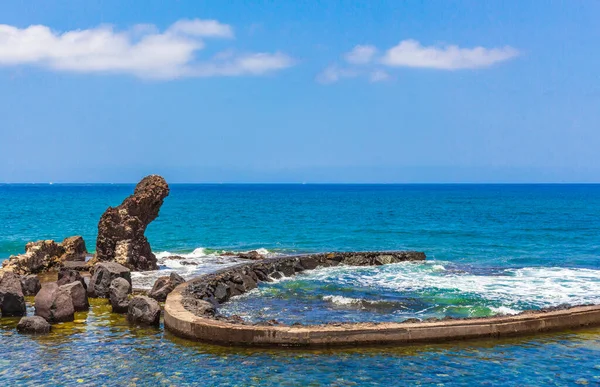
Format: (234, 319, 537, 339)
(1, 236, 88, 275)
(94, 175, 169, 271)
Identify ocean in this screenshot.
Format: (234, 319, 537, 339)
(1, 184, 600, 385)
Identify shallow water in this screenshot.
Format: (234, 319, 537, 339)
(1, 184, 600, 385)
(2, 299, 600, 386)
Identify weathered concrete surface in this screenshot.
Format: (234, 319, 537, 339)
(164, 252, 600, 347)
(166, 284, 600, 347)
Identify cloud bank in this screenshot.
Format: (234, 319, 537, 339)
(0, 19, 294, 79)
(318, 39, 518, 83)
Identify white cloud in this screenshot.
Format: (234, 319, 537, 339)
(369, 70, 390, 82)
(318, 39, 518, 84)
(167, 19, 233, 38)
(0, 19, 293, 79)
(381, 39, 518, 70)
(316, 65, 359, 84)
(344, 45, 377, 65)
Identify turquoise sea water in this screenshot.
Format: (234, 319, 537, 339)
(1, 184, 600, 385)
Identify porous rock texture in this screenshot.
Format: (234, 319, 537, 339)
(94, 175, 169, 271)
(87, 262, 131, 298)
(20, 274, 41, 296)
(0, 236, 88, 275)
(149, 272, 185, 302)
(0, 271, 27, 316)
(127, 296, 161, 326)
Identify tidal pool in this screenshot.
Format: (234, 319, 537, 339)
(220, 261, 600, 325)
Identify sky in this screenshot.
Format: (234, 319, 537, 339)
(0, 1, 599, 183)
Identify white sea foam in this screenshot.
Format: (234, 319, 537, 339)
(301, 262, 600, 309)
(323, 295, 363, 306)
(489, 306, 521, 315)
(131, 247, 277, 289)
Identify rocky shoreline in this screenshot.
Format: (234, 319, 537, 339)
(0, 175, 175, 332)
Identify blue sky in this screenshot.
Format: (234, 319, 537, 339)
(0, 1, 599, 183)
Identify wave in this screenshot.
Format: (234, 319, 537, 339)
(296, 262, 600, 311)
(131, 247, 278, 290)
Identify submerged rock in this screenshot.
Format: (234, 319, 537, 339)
(60, 281, 89, 311)
(88, 262, 131, 298)
(20, 274, 41, 296)
(94, 175, 169, 271)
(109, 277, 131, 313)
(0, 272, 26, 316)
(127, 296, 161, 326)
(149, 272, 185, 302)
(34, 283, 75, 323)
(0, 236, 88, 275)
(17, 316, 51, 334)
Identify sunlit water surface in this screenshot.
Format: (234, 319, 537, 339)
(1, 184, 600, 385)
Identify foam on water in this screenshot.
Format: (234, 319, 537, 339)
(300, 262, 600, 311)
(131, 247, 276, 289)
(221, 261, 600, 323)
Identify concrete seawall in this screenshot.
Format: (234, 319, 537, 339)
(164, 252, 600, 347)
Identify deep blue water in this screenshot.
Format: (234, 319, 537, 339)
(1, 184, 600, 385)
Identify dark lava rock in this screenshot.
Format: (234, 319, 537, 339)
(0, 272, 26, 316)
(20, 274, 41, 296)
(1, 236, 88, 275)
(17, 316, 51, 334)
(60, 281, 89, 311)
(181, 298, 215, 317)
(88, 262, 131, 298)
(94, 175, 169, 271)
(34, 282, 75, 323)
(127, 296, 161, 326)
(149, 272, 185, 302)
(57, 268, 87, 290)
(237, 251, 265, 260)
(109, 277, 131, 313)
(61, 261, 89, 271)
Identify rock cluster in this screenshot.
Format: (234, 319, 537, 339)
(149, 272, 185, 302)
(0, 236, 87, 275)
(0, 272, 26, 317)
(34, 269, 91, 322)
(94, 175, 169, 271)
(87, 262, 132, 298)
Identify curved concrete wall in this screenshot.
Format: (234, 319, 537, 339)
(164, 252, 600, 347)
